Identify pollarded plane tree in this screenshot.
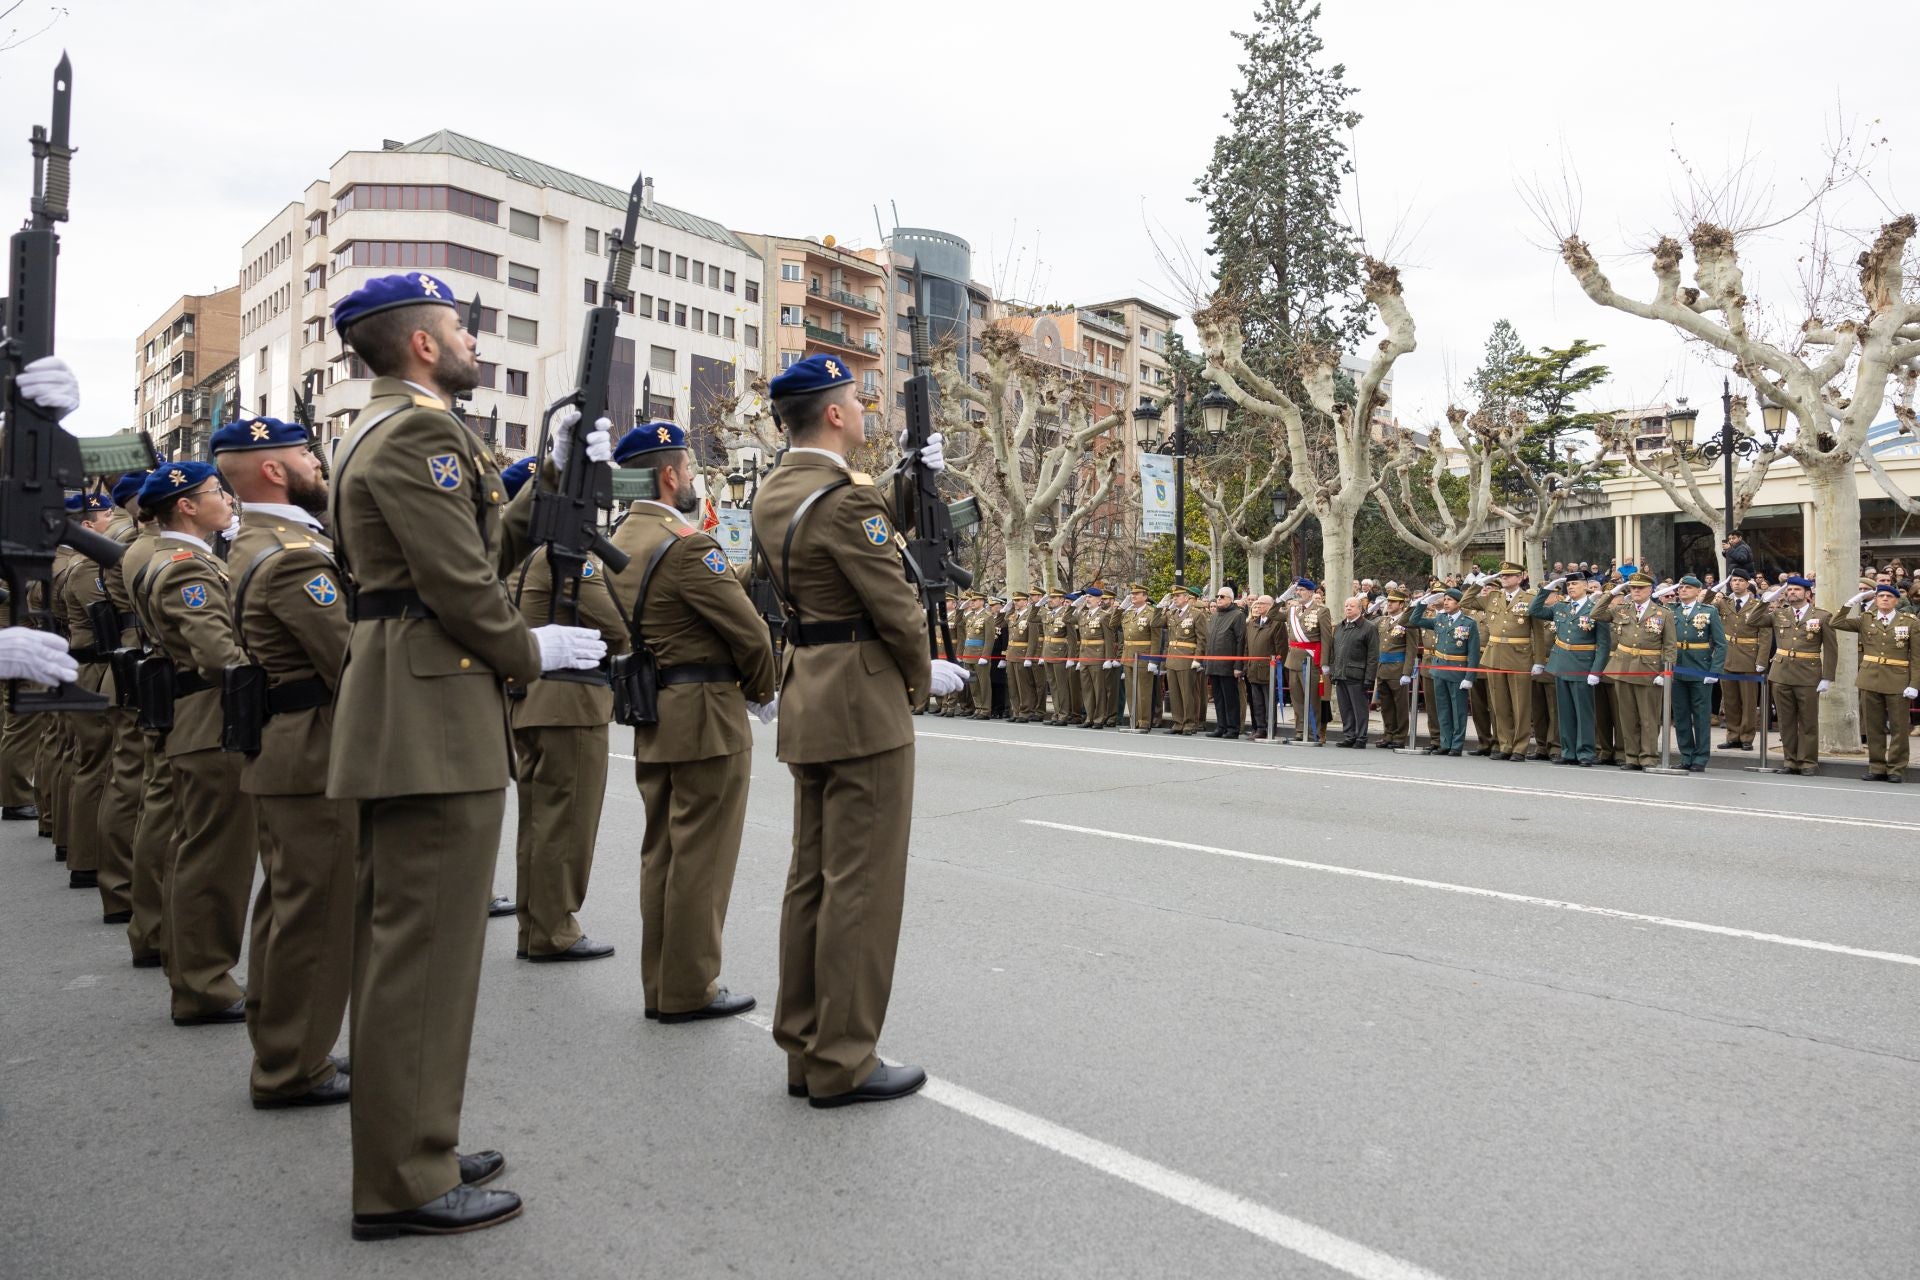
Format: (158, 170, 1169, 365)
(1373, 406, 1499, 579)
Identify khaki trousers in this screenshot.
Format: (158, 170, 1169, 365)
(165, 748, 256, 1019)
(350, 789, 504, 1215)
(511, 724, 609, 956)
(1377, 672, 1410, 743)
(1486, 665, 1530, 756)
(775, 744, 913, 1098)
(1593, 681, 1619, 761)
(1166, 665, 1196, 731)
(1773, 683, 1820, 769)
(1860, 688, 1909, 777)
(1470, 678, 1493, 749)
(1722, 675, 1759, 745)
(634, 749, 749, 1014)
(1046, 661, 1074, 723)
(1128, 657, 1158, 729)
(1008, 657, 1035, 718)
(96, 708, 143, 919)
(128, 741, 175, 960)
(1287, 664, 1322, 740)
(248, 794, 355, 1099)
(44, 718, 73, 852)
(1614, 681, 1662, 767)
(1078, 662, 1106, 726)
(0, 697, 35, 806)
(64, 708, 114, 879)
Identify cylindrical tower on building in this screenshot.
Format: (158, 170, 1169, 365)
(889, 227, 972, 376)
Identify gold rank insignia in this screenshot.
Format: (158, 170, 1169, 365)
(168, 468, 186, 486)
(417, 274, 441, 298)
(825, 360, 842, 379)
(656, 426, 671, 442)
(250, 423, 271, 441)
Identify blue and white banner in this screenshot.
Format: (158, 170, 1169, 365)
(716, 507, 753, 565)
(1139, 454, 1176, 537)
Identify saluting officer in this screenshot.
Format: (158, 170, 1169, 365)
(1373, 588, 1417, 748)
(1408, 587, 1479, 755)
(1712, 568, 1771, 749)
(1120, 583, 1162, 732)
(1753, 575, 1836, 776)
(1528, 572, 1609, 766)
(326, 272, 608, 1239)
(1075, 587, 1115, 730)
(1004, 591, 1035, 722)
(1592, 572, 1677, 771)
(1458, 561, 1534, 760)
(604, 421, 776, 1019)
(1669, 575, 1726, 772)
(1041, 586, 1075, 725)
(752, 353, 965, 1107)
(1832, 583, 1919, 782)
(1161, 584, 1202, 733)
(216, 416, 355, 1108)
(135, 463, 255, 1024)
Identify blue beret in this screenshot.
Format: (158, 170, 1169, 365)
(1875, 583, 1901, 597)
(211, 416, 310, 455)
(1083, 587, 1104, 598)
(1295, 577, 1316, 591)
(138, 461, 220, 507)
(767, 353, 856, 398)
(1679, 575, 1705, 589)
(111, 471, 148, 507)
(63, 493, 83, 511)
(1620, 564, 1638, 577)
(1785, 575, 1814, 589)
(498, 455, 539, 499)
(614, 420, 687, 464)
(332, 271, 458, 334)
(79, 493, 113, 512)
(1064, 592, 1082, 601)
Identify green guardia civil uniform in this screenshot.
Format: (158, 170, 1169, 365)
(749, 446, 930, 1099)
(1832, 595, 1920, 781)
(1592, 589, 1677, 769)
(327, 367, 542, 1216)
(1408, 600, 1480, 752)
(1528, 586, 1610, 765)
(227, 497, 356, 1102)
(606, 492, 775, 1015)
(1670, 593, 1727, 768)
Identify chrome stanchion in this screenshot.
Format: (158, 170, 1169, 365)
(1649, 670, 1685, 776)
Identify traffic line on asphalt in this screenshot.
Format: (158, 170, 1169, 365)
(734, 1010, 1453, 1280)
(1026, 821, 1920, 969)
(918, 730, 1920, 834)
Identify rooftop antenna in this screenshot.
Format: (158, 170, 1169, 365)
(890, 200, 900, 233)
(873, 204, 886, 244)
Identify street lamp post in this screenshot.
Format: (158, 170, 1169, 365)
(1132, 375, 1232, 589)
(1666, 378, 1787, 553)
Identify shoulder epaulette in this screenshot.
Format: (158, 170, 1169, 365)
(848, 470, 874, 487)
(170, 550, 194, 562)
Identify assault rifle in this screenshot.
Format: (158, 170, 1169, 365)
(895, 307, 970, 660)
(0, 54, 124, 714)
(527, 173, 637, 681)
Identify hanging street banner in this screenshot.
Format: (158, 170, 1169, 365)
(1139, 453, 1176, 536)
(716, 507, 753, 565)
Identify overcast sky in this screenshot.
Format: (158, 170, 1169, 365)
(0, 0, 1909, 440)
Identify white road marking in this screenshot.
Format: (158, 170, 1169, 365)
(919, 730, 1920, 834)
(733, 1011, 1451, 1280)
(1027, 821, 1920, 969)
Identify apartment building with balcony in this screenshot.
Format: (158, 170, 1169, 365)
(735, 232, 890, 432)
(133, 286, 239, 457)
(234, 130, 761, 462)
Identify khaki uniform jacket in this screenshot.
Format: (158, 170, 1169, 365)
(1004, 604, 1035, 660)
(1122, 604, 1161, 667)
(1075, 604, 1113, 663)
(749, 450, 928, 764)
(1278, 601, 1333, 671)
(1593, 598, 1676, 685)
(1459, 587, 1534, 671)
(1710, 591, 1773, 674)
(229, 510, 350, 796)
(1832, 606, 1920, 694)
(59, 526, 115, 696)
(509, 547, 629, 730)
(1245, 613, 1281, 682)
(143, 538, 238, 757)
(326, 377, 542, 798)
(1041, 603, 1074, 662)
(1375, 608, 1420, 672)
(1163, 605, 1201, 670)
(1756, 602, 1837, 687)
(605, 502, 775, 763)
(121, 529, 167, 631)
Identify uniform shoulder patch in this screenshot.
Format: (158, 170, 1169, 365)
(170, 550, 195, 562)
(428, 454, 462, 490)
(861, 514, 890, 546)
(180, 583, 208, 610)
(701, 548, 730, 575)
(303, 574, 339, 606)
(580, 560, 596, 578)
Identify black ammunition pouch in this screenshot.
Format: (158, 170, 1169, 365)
(86, 599, 122, 650)
(221, 664, 268, 756)
(109, 648, 141, 709)
(135, 655, 176, 733)
(610, 649, 660, 728)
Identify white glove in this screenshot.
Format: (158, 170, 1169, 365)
(1610, 583, 1628, 597)
(222, 512, 242, 542)
(1816, 678, 1831, 694)
(929, 658, 970, 696)
(1653, 675, 1666, 687)
(1460, 678, 1473, 689)
(1022, 659, 1032, 668)
(0, 627, 78, 685)
(1653, 583, 1677, 599)
(897, 429, 945, 473)
(1903, 687, 1917, 700)
(1104, 660, 1119, 670)
(746, 695, 778, 724)
(975, 658, 988, 667)
(1703, 675, 1718, 685)
(550, 408, 614, 466)
(533, 624, 607, 671)
(1761, 586, 1784, 602)
(1846, 591, 1871, 607)
(1066, 660, 1078, 670)
(1530, 663, 1546, 676)
(1586, 673, 1600, 687)
(1147, 663, 1161, 674)
(16, 355, 79, 417)
(1398, 675, 1411, 687)
(997, 660, 1006, 669)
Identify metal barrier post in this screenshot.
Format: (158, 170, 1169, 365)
(1649, 670, 1685, 775)
(1304, 653, 1322, 746)
(1395, 653, 1423, 755)
(1259, 654, 1280, 745)
(1745, 676, 1778, 774)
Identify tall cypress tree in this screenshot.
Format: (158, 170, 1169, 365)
(1195, 1, 1367, 372)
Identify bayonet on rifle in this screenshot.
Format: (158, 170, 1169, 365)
(897, 306, 971, 661)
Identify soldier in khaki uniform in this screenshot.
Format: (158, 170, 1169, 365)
(1041, 587, 1076, 724)
(120, 492, 179, 969)
(216, 417, 356, 1108)
(1753, 575, 1837, 775)
(1591, 572, 1677, 771)
(57, 493, 124, 905)
(1832, 583, 1919, 782)
(1458, 562, 1535, 759)
(94, 473, 151, 949)
(1161, 585, 1202, 733)
(1277, 578, 1332, 743)
(606, 422, 776, 1018)
(507, 468, 629, 965)
(1003, 591, 1034, 721)
(1711, 568, 1771, 748)
(328, 272, 608, 1238)
(1373, 588, 1416, 747)
(1121, 583, 1161, 732)
(752, 353, 964, 1107)
(1075, 588, 1115, 730)
(42, 545, 82, 875)
(135, 463, 255, 1024)
(966, 592, 996, 719)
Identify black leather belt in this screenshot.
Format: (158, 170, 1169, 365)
(266, 677, 332, 715)
(70, 646, 111, 664)
(174, 671, 214, 697)
(790, 617, 878, 646)
(658, 662, 742, 686)
(351, 589, 436, 621)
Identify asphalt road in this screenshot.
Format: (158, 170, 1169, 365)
(4, 717, 1917, 1279)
